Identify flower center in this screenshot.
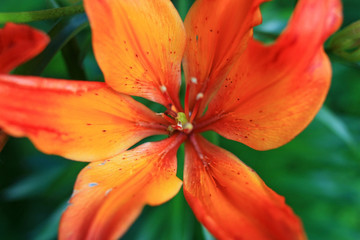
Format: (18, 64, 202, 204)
(171, 112, 193, 134)
(158, 110, 193, 135)
(158, 77, 204, 135)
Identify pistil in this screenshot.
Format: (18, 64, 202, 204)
(158, 76, 206, 135)
(158, 111, 193, 135)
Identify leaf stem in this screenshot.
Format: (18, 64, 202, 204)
(0, 5, 84, 24)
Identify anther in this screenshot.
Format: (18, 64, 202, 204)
(165, 109, 178, 118)
(190, 92, 204, 123)
(160, 85, 167, 93)
(191, 77, 198, 84)
(183, 122, 193, 134)
(196, 92, 204, 100)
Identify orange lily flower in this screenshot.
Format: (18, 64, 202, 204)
(0, 0, 342, 239)
(0, 23, 49, 151)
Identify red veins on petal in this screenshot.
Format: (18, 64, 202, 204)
(184, 135, 306, 240)
(0, 23, 49, 73)
(60, 135, 185, 240)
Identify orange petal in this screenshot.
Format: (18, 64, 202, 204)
(0, 23, 49, 73)
(184, 135, 306, 239)
(183, 0, 266, 113)
(59, 135, 184, 240)
(0, 75, 168, 161)
(84, 0, 186, 109)
(197, 0, 343, 150)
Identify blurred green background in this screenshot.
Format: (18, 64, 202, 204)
(0, 0, 359, 239)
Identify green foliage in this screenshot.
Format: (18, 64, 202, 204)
(329, 20, 360, 62)
(0, 5, 84, 24)
(0, 0, 359, 239)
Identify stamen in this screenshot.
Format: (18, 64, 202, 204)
(183, 122, 193, 134)
(185, 77, 198, 118)
(167, 125, 175, 134)
(190, 92, 204, 122)
(159, 84, 180, 112)
(184, 84, 190, 118)
(160, 85, 167, 93)
(189, 134, 206, 163)
(164, 109, 177, 118)
(158, 113, 177, 125)
(196, 92, 204, 100)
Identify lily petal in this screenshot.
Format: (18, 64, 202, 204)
(59, 135, 184, 240)
(183, 0, 266, 113)
(184, 135, 306, 240)
(84, 0, 186, 110)
(198, 0, 342, 150)
(0, 23, 49, 73)
(0, 75, 167, 161)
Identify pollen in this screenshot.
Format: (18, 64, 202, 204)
(160, 85, 167, 93)
(196, 92, 204, 100)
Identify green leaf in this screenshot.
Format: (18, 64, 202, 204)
(202, 225, 215, 240)
(172, 0, 193, 20)
(315, 107, 356, 150)
(328, 20, 360, 62)
(15, 14, 88, 75)
(61, 37, 88, 80)
(201, 131, 219, 145)
(3, 167, 62, 200)
(32, 201, 68, 240)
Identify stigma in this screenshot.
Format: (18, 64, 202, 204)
(175, 112, 193, 134)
